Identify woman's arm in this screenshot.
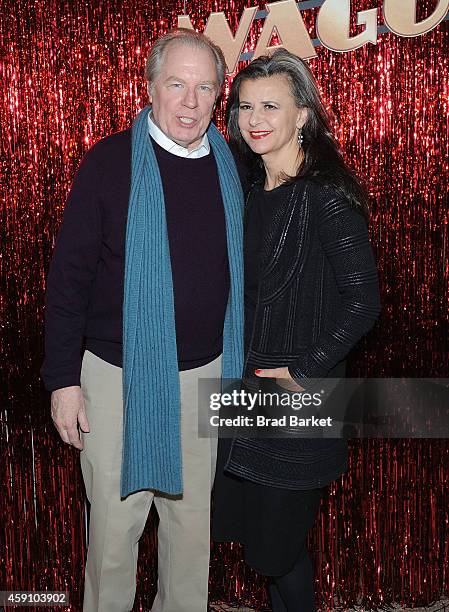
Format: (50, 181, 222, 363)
(287, 192, 381, 388)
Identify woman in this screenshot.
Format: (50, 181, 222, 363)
(212, 49, 381, 611)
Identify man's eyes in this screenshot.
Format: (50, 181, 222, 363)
(168, 83, 213, 92)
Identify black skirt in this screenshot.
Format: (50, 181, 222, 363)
(212, 437, 324, 576)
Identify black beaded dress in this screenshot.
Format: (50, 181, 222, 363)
(212, 182, 324, 577)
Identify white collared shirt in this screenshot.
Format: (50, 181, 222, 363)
(148, 112, 210, 159)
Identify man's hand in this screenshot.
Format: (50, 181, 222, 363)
(255, 367, 305, 392)
(51, 386, 90, 450)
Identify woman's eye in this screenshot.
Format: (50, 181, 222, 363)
(264, 104, 277, 110)
(239, 105, 251, 111)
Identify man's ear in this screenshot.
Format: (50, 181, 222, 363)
(147, 82, 153, 104)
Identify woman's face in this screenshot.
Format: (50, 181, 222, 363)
(237, 74, 307, 160)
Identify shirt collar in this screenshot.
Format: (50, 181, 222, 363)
(148, 112, 210, 159)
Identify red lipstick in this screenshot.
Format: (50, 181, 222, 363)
(249, 131, 272, 139)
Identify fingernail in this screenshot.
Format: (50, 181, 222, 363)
(255, 369, 262, 374)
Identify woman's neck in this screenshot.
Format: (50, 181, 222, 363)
(262, 147, 304, 191)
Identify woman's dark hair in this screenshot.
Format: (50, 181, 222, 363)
(226, 48, 369, 217)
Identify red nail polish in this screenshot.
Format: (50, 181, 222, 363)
(255, 369, 262, 374)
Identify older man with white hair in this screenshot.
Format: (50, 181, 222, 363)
(42, 28, 243, 612)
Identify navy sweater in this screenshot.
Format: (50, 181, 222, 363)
(41, 129, 229, 392)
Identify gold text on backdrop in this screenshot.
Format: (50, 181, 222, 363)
(178, 0, 449, 73)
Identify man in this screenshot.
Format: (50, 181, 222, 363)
(41, 29, 243, 612)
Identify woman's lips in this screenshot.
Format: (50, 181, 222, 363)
(249, 131, 272, 139)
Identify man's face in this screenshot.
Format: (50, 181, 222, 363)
(148, 42, 220, 150)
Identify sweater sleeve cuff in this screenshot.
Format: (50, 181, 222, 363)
(42, 375, 82, 393)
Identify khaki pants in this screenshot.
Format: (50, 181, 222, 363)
(79, 350, 220, 612)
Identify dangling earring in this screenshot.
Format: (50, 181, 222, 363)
(297, 126, 303, 148)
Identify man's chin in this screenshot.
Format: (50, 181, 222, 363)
(171, 133, 203, 150)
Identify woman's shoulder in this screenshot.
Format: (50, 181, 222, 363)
(298, 177, 367, 223)
(299, 176, 342, 202)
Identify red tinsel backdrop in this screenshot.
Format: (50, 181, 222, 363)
(1, 0, 448, 610)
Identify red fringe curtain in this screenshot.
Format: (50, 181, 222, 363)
(1, 0, 448, 609)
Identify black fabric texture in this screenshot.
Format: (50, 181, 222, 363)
(223, 179, 380, 488)
(213, 444, 323, 575)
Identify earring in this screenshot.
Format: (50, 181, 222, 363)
(297, 127, 303, 148)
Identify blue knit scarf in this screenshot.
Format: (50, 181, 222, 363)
(121, 106, 244, 498)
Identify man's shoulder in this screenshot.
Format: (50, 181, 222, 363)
(86, 128, 132, 164)
(72, 128, 132, 190)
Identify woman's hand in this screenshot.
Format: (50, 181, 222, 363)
(255, 367, 305, 392)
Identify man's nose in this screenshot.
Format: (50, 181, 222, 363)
(182, 87, 199, 109)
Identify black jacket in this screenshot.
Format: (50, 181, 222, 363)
(225, 178, 381, 489)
